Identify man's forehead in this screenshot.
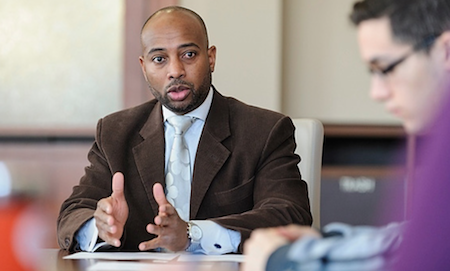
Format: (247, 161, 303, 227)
(357, 17, 406, 62)
(141, 11, 207, 50)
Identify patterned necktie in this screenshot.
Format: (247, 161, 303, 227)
(165, 115, 195, 222)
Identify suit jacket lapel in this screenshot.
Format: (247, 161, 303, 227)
(133, 103, 165, 216)
(190, 90, 231, 218)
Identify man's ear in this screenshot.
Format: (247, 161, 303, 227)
(139, 56, 149, 82)
(208, 46, 217, 73)
(440, 31, 450, 70)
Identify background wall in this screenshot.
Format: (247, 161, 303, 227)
(179, 0, 282, 112)
(0, 0, 401, 131)
(0, 0, 123, 130)
(282, 0, 399, 124)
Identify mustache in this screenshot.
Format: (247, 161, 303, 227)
(165, 79, 195, 92)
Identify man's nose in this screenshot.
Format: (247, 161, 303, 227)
(369, 75, 391, 102)
(167, 59, 185, 79)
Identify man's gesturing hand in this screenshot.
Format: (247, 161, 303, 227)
(139, 183, 189, 252)
(94, 172, 129, 247)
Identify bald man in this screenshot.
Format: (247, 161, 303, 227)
(57, 6, 311, 255)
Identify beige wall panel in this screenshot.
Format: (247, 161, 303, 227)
(179, 0, 282, 111)
(283, 0, 400, 124)
(0, 0, 124, 130)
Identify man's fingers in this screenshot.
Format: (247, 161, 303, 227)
(139, 238, 160, 251)
(159, 203, 177, 216)
(111, 238, 121, 247)
(94, 211, 113, 227)
(153, 183, 170, 206)
(154, 209, 175, 226)
(146, 223, 163, 235)
(101, 233, 121, 247)
(95, 219, 121, 247)
(140, 224, 162, 251)
(144, 221, 189, 252)
(112, 172, 125, 201)
(97, 198, 113, 214)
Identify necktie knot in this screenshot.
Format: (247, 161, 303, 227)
(168, 116, 195, 136)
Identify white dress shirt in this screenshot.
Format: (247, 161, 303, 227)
(76, 88, 241, 254)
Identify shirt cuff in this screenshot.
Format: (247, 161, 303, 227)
(75, 218, 109, 252)
(189, 220, 241, 255)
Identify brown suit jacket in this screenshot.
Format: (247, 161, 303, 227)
(57, 89, 312, 253)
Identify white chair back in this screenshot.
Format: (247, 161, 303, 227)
(292, 118, 324, 229)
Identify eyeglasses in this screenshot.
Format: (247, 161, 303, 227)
(370, 34, 441, 77)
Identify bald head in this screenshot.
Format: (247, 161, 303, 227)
(141, 6, 209, 52)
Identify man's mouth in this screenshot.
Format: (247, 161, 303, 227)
(387, 105, 401, 117)
(167, 85, 191, 101)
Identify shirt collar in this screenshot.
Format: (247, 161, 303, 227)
(162, 87, 213, 122)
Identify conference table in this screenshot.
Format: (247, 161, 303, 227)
(0, 198, 241, 271)
(38, 249, 242, 271)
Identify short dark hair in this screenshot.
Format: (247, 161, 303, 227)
(350, 0, 450, 50)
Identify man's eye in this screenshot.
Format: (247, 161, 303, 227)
(184, 51, 196, 59)
(152, 56, 165, 63)
(369, 66, 383, 75)
(380, 64, 396, 75)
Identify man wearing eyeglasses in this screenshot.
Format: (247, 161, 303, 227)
(356, 4, 448, 136)
(242, 0, 450, 270)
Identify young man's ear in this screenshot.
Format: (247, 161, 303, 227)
(440, 31, 450, 70)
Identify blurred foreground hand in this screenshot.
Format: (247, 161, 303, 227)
(242, 225, 321, 271)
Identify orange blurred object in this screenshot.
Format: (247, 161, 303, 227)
(0, 198, 50, 271)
